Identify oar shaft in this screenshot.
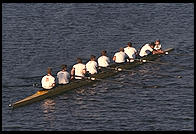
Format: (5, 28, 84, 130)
(105, 66, 182, 79)
(134, 58, 188, 68)
(75, 75, 142, 86)
(33, 83, 42, 88)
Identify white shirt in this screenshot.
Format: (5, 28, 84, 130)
(41, 74, 55, 89)
(98, 56, 110, 67)
(57, 71, 70, 84)
(114, 51, 126, 63)
(124, 46, 137, 59)
(86, 60, 98, 74)
(139, 44, 153, 57)
(154, 44, 162, 50)
(73, 63, 86, 79)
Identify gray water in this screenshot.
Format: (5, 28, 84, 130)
(2, 3, 194, 131)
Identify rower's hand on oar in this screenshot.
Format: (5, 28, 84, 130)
(33, 83, 39, 87)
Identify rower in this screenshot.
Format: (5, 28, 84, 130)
(124, 42, 137, 62)
(97, 50, 110, 67)
(113, 47, 128, 63)
(71, 58, 86, 79)
(41, 67, 55, 90)
(86, 55, 98, 75)
(138, 42, 155, 57)
(57, 64, 70, 85)
(154, 39, 164, 53)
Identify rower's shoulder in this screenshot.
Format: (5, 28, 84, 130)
(124, 46, 129, 49)
(42, 75, 47, 79)
(43, 74, 55, 79)
(73, 63, 85, 67)
(57, 71, 61, 75)
(141, 43, 149, 47)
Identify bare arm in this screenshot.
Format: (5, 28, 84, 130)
(71, 68, 75, 79)
(113, 56, 116, 61)
(152, 50, 164, 54)
(82, 69, 86, 75)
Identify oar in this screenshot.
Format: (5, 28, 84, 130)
(33, 83, 42, 88)
(75, 75, 136, 85)
(166, 53, 194, 56)
(103, 66, 182, 79)
(134, 59, 189, 68)
(75, 75, 162, 88)
(123, 68, 182, 79)
(133, 59, 170, 65)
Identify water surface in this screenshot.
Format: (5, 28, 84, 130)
(2, 3, 194, 131)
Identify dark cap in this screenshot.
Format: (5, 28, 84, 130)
(155, 39, 160, 42)
(101, 50, 107, 56)
(149, 42, 155, 46)
(127, 42, 132, 47)
(119, 47, 124, 52)
(90, 55, 96, 60)
(77, 58, 82, 63)
(61, 64, 67, 70)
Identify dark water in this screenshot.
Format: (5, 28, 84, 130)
(2, 3, 194, 131)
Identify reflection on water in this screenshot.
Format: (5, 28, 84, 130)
(41, 99, 56, 125)
(41, 99, 56, 113)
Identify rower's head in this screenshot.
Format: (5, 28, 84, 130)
(77, 58, 82, 63)
(149, 42, 155, 48)
(90, 55, 96, 61)
(47, 67, 52, 75)
(119, 47, 124, 52)
(155, 39, 160, 45)
(127, 42, 132, 47)
(101, 50, 107, 56)
(61, 64, 67, 71)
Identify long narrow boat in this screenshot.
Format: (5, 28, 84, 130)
(9, 48, 174, 109)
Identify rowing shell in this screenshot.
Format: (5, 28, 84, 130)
(9, 48, 174, 109)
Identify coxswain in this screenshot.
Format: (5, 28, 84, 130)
(124, 42, 137, 62)
(154, 39, 164, 53)
(113, 47, 127, 63)
(97, 50, 110, 67)
(71, 58, 86, 79)
(41, 67, 55, 90)
(57, 64, 70, 85)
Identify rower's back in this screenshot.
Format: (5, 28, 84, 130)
(86, 55, 98, 74)
(71, 58, 86, 79)
(124, 42, 137, 59)
(139, 43, 154, 57)
(98, 50, 110, 67)
(41, 68, 55, 89)
(57, 64, 70, 84)
(113, 48, 127, 63)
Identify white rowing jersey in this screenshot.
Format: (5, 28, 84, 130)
(41, 74, 55, 89)
(114, 51, 126, 63)
(86, 60, 98, 74)
(124, 46, 137, 59)
(154, 44, 162, 50)
(139, 44, 153, 57)
(57, 71, 70, 84)
(73, 63, 86, 79)
(98, 55, 110, 67)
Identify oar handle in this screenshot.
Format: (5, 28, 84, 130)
(33, 83, 42, 88)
